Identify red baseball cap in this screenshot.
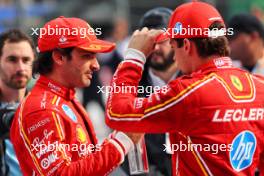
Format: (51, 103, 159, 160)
(155, 32, 170, 43)
(38, 16, 115, 53)
(167, 2, 225, 38)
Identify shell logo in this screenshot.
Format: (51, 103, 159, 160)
(76, 125, 87, 143)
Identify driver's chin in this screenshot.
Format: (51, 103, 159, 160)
(82, 78, 91, 87)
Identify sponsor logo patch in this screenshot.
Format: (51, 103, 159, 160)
(174, 22, 182, 34)
(28, 118, 51, 134)
(76, 125, 87, 143)
(230, 75, 243, 91)
(40, 151, 59, 170)
(230, 130, 256, 172)
(62, 104, 77, 123)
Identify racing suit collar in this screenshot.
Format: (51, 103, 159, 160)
(195, 57, 233, 73)
(37, 75, 76, 100)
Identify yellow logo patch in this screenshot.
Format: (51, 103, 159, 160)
(84, 44, 102, 50)
(230, 75, 243, 91)
(76, 125, 87, 143)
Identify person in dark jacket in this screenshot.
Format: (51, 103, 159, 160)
(121, 7, 180, 176)
(0, 29, 35, 176)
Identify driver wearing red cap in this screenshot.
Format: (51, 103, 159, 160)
(106, 2, 264, 176)
(10, 16, 141, 176)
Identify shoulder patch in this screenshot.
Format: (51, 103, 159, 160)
(61, 104, 77, 123)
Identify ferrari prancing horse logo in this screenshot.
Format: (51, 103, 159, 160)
(230, 75, 243, 91)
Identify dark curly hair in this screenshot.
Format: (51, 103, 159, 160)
(33, 47, 74, 77)
(174, 22, 230, 58)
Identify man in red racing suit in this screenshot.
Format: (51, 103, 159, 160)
(10, 17, 139, 176)
(106, 2, 264, 176)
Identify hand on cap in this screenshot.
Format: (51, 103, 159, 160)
(128, 27, 164, 57)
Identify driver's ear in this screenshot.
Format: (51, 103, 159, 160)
(52, 50, 65, 65)
(183, 38, 191, 54)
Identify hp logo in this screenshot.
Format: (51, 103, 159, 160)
(174, 22, 182, 34)
(230, 130, 256, 172)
